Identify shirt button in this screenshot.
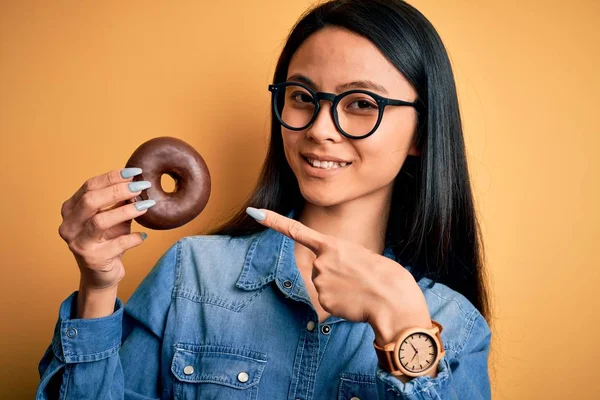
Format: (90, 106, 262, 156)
(183, 365, 194, 375)
(237, 371, 249, 383)
(66, 327, 78, 338)
(306, 321, 316, 331)
(282, 280, 293, 289)
(321, 325, 331, 335)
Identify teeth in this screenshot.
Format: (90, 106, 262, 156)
(307, 158, 349, 170)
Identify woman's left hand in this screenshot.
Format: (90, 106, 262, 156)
(248, 208, 433, 345)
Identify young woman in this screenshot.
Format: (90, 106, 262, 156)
(37, 0, 492, 398)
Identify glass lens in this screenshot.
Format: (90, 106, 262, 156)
(336, 92, 380, 137)
(274, 84, 316, 129)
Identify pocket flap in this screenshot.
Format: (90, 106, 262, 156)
(338, 372, 377, 400)
(171, 344, 267, 389)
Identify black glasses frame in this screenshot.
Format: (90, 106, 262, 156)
(268, 81, 423, 140)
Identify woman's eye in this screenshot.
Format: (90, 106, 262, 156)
(291, 92, 313, 104)
(348, 99, 377, 110)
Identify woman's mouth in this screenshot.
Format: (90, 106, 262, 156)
(303, 156, 352, 170)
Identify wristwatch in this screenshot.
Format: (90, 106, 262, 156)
(373, 320, 445, 378)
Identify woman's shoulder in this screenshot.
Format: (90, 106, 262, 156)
(164, 233, 262, 294)
(417, 277, 491, 354)
(152, 234, 258, 270)
(416, 277, 481, 320)
(174, 233, 261, 259)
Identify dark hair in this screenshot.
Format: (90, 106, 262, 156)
(207, 0, 491, 323)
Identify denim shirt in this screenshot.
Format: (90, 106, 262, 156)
(37, 215, 492, 399)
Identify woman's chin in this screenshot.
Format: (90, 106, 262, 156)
(299, 187, 346, 208)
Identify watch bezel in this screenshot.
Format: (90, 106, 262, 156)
(391, 325, 443, 377)
(394, 331, 438, 376)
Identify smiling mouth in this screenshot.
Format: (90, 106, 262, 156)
(302, 156, 352, 170)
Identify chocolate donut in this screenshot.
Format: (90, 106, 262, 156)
(125, 136, 211, 230)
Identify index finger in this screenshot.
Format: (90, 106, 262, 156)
(246, 207, 326, 255)
(63, 167, 142, 217)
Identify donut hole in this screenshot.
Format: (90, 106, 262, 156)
(160, 173, 177, 193)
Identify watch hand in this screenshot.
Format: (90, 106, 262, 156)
(409, 340, 418, 353)
(410, 352, 417, 362)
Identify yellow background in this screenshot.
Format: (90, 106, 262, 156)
(1, 1, 598, 398)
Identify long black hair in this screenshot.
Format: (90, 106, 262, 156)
(207, 0, 491, 322)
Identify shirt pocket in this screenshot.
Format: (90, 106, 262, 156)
(337, 372, 377, 400)
(171, 343, 268, 400)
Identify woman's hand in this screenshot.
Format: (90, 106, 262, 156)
(246, 208, 432, 345)
(58, 168, 155, 292)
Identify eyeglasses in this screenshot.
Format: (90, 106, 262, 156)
(268, 81, 422, 140)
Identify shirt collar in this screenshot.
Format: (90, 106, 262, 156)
(235, 209, 405, 293)
(235, 209, 297, 292)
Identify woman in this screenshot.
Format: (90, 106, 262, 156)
(37, 0, 492, 398)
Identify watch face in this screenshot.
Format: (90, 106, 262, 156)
(398, 332, 438, 373)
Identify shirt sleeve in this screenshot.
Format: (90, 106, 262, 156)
(36, 241, 180, 400)
(375, 311, 492, 400)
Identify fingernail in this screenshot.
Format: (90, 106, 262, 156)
(121, 167, 142, 179)
(129, 181, 151, 192)
(140, 232, 148, 240)
(134, 199, 156, 211)
(246, 207, 266, 221)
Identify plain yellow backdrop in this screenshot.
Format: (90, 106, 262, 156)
(1, 1, 598, 398)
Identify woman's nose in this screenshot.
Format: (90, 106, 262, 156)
(306, 102, 343, 143)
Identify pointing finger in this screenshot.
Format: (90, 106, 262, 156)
(246, 207, 326, 255)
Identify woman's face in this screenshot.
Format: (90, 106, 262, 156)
(281, 26, 420, 208)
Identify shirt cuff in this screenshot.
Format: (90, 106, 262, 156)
(51, 291, 124, 364)
(376, 356, 451, 398)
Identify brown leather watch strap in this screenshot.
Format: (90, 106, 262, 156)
(375, 344, 396, 373)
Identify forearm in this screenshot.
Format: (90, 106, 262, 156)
(368, 265, 438, 382)
(76, 281, 118, 319)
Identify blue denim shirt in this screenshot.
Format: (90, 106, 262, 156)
(37, 215, 492, 399)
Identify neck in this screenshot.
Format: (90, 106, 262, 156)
(297, 189, 392, 255)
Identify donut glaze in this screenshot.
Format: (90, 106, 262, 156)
(125, 137, 211, 230)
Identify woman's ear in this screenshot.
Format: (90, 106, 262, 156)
(408, 140, 421, 156)
(407, 124, 422, 156)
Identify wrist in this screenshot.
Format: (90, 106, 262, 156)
(76, 281, 118, 319)
(368, 286, 431, 346)
(371, 309, 432, 347)
(367, 261, 432, 346)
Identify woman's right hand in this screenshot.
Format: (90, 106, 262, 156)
(58, 168, 156, 291)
